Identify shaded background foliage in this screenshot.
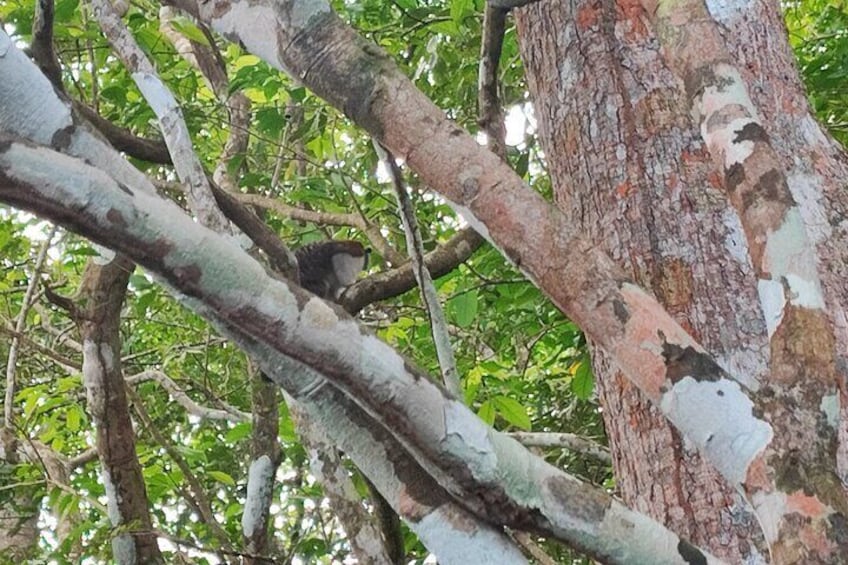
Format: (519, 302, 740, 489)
(0, 0, 843, 562)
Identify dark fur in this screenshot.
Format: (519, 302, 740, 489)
(295, 240, 368, 299)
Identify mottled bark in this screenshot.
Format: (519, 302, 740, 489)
(242, 370, 283, 563)
(288, 397, 398, 564)
(0, 136, 720, 563)
(514, 0, 848, 560)
(75, 255, 164, 563)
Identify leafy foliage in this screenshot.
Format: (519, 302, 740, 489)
(785, 0, 848, 146)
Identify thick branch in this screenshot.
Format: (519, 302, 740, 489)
(0, 136, 722, 564)
(168, 0, 773, 495)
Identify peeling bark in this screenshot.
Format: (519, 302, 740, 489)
(75, 256, 164, 564)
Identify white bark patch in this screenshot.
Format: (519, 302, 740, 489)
(758, 208, 826, 337)
(299, 297, 341, 330)
(415, 507, 528, 564)
(91, 243, 117, 265)
(721, 207, 751, 266)
(750, 490, 786, 543)
(705, 0, 753, 23)
(99, 342, 115, 372)
(242, 279, 300, 331)
(101, 467, 122, 525)
(450, 203, 492, 241)
(660, 377, 772, 485)
(242, 455, 276, 538)
(820, 393, 839, 428)
(82, 339, 106, 412)
(102, 468, 136, 562)
(757, 278, 785, 338)
(289, 0, 331, 28)
(443, 400, 497, 473)
(786, 168, 831, 244)
(212, 4, 281, 65)
(599, 502, 723, 564)
(706, 117, 757, 168)
(0, 31, 74, 142)
(799, 114, 831, 147)
(0, 30, 10, 55)
(696, 64, 760, 166)
(132, 72, 181, 126)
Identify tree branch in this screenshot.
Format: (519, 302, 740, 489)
(0, 135, 721, 563)
(341, 227, 485, 313)
(127, 370, 251, 422)
(376, 141, 460, 396)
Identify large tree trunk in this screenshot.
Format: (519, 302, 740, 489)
(515, 0, 848, 560)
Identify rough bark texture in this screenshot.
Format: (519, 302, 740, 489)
(243, 371, 283, 563)
(514, 0, 848, 560)
(76, 256, 164, 564)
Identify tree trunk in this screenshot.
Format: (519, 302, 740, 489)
(515, 0, 848, 560)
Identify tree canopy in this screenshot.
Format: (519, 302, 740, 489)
(0, 0, 846, 563)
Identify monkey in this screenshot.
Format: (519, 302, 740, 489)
(295, 240, 370, 300)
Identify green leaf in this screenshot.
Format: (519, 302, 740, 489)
(171, 17, 211, 46)
(492, 395, 531, 430)
(449, 288, 478, 328)
(450, 0, 473, 27)
(66, 405, 81, 432)
(233, 54, 261, 70)
(571, 356, 594, 400)
(54, 0, 79, 21)
(224, 422, 252, 443)
(208, 470, 236, 486)
(477, 400, 495, 425)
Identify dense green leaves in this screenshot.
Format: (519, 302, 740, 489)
(786, 0, 848, 146)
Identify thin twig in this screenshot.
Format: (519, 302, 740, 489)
(5, 226, 57, 428)
(375, 141, 461, 397)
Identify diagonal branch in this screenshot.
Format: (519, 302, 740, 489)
(168, 0, 774, 496)
(0, 134, 722, 564)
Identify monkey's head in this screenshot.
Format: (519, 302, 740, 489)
(295, 240, 370, 300)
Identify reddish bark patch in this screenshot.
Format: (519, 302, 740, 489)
(786, 491, 827, 517)
(770, 306, 836, 386)
(575, 3, 599, 30)
(617, 0, 649, 38)
(744, 456, 771, 490)
(106, 208, 126, 227)
(707, 170, 723, 189)
(173, 264, 202, 286)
